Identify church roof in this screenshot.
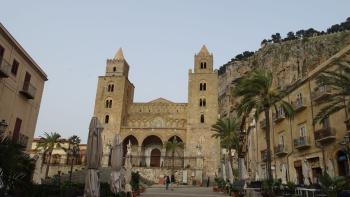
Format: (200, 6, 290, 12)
(198, 45, 210, 55)
(114, 48, 125, 60)
(148, 97, 174, 104)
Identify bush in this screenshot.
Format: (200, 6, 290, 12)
(130, 171, 140, 191)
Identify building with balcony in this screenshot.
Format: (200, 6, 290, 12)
(0, 23, 47, 150)
(219, 42, 350, 184)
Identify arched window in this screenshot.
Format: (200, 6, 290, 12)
(200, 114, 205, 123)
(199, 99, 203, 106)
(200, 82, 207, 91)
(200, 62, 207, 69)
(107, 84, 114, 92)
(105, 100, 112, 108)
(203, 98, 206, 106)
(105, 115, 109, 123)
(113, 67, 116, 72)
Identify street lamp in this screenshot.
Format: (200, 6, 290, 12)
(0, 119, 8, 134)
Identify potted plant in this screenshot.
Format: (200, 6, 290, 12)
(130, 172, 140, 197)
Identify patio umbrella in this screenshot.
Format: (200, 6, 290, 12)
(226, 160, 234, 183)
(326, 159, 335, 177)
(302, 161, 310, 186)
(124, 140, 132, 193)
(281, 164, 287, 184)
(84, 117, 103, 197)
(110, 134, 124, 194)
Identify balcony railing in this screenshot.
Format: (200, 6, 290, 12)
(274, 144, 288, 156)
(260, 119, 267, 129)
(18, 133, 29, 147)
(314, 127, 336, 143)
(20, 82, 36, 99)
(273, 112, 285, 123)
(261, 149, 268, 162)
(0, 58, 11, 78)
(293, 136, 310, 149)
(291, 98, 307, 112)
(311, 86, 332, 102)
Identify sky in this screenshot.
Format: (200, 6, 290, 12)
(0, 1, 349, 143)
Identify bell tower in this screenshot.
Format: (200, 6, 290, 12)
(187, 45, 220, 177)
(93, 48, 134, 166)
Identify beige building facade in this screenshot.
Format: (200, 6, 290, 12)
(92, 46, 220, 183)
(222, 44, 350, 184)
(0, 23, 47, 150)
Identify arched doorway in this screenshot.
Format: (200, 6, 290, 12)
(141, 135, 163, 167)
(150, 149, 161, 167)
(337, 150, 349, 176)
(165, 136, 184, 169)
(122, 135, 139, 166)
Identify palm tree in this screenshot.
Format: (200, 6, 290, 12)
(65, 135, 81, 183)
(211, 118, 240, 173)
(166, 136, 184, 174)
(0, 137, 35, 195)
(233, 68, 294, 181)
(313, 60, 350, 124)
(36, 132, 63, 179)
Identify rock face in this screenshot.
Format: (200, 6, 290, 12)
(218, 31, 350, 118)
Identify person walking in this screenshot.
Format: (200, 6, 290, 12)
(165, 175, 170, 190)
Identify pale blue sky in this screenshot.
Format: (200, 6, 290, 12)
(1, 1, 349, 142)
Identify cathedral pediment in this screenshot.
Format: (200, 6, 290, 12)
(148, 97, 174, 104)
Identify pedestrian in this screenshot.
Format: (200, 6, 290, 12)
(165, 175, 170, 190)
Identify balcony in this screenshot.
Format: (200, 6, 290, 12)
(18, 133, 29, 147)
(273, 112, 285, 123)
(314, 127, 336, 143)
(260, 119, 267, 129)
(293, 136, 311, 150)
(20, 82, 36, 99)
(311, 86, 332, 102)
(261, 149, 268, 162)
(291, 98, 307, 112)
(0, 58, 11, 78)
(274, 144, 288, 156)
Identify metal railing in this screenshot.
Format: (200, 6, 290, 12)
(20, 82, 36, 99)
(293, 136, 310, 149)
(314, 127, 335, 142)
(274, 144, 288, 156)
(292, 98, 307, 111)
(272, 112, 285, 122)
(311, 86, 331, 102)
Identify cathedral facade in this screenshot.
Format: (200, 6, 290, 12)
(93, 46, 220, 181)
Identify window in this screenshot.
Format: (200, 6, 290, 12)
(23, 72, 31, 90)
(279, 135, 285, 145)
(200, 62, 207, 69)
(113, 67, 116, 72)
(199, 98, 206, 107)
(299, 124, 306, 137)
(105, 115, 110, 123)
(0, 44, 4, 61)
(296, 93, 303, 104)
(200, 114, 205, 123)
(107, 84, 114, 92)
(13, 118, 22, 142)
(200, 82, 207, 91)
(321, 117, 330, 128)
(11, 59, 19, 75)
(105, 100, 112, 108)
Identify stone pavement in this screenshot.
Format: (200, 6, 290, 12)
(141, 185, 226, 197)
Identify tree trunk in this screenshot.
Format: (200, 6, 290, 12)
(265, 109, 273, 181)
(69, 156, 74, 182)
(45, 151, 52, 179)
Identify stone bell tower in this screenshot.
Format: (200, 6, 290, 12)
(186, 45, 220, 178)
(93, 48, 134, 166)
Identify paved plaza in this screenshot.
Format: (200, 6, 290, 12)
(141, 185, 225, 197)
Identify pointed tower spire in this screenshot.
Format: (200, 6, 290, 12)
(114, 48, 125, 60)
(198, 45, 210, 55)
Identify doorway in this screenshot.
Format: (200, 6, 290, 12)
(150, 148, 161, 167)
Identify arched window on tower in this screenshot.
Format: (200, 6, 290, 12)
(200, 62, 207, 69)
(105, 115, 110, 124)
(113, 67, 117, 72)
(200, 114, 205, 123)
(200, 82, 207, 91)
(199, 98, 206, 107)
(203, 98, 206, 107)
(105, 99, 112, 108)
(108, 84, 114, 92)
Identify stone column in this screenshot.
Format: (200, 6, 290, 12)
(161, 145, 166, 168)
